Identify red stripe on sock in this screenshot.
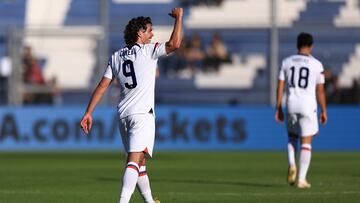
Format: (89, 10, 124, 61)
(139, 171, 147, 177)
(127, 165, 139, 173)
(301, 147, 311, 151)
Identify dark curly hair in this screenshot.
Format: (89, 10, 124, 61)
(297, 32, 313, 50)
(124, 16, 152, 46)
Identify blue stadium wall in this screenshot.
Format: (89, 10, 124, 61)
(0, 106, 359, 151)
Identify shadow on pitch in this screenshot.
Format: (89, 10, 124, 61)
(95, 177, 284, 188)
(96, 177, 121, 182)
(151, 178, 283, 188)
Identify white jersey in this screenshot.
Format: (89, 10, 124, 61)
(279, 54, 325, 114)
(104, 43, 167, 118)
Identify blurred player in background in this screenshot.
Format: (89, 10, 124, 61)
(275, 32, 327, 189)
(80, 7, 183, 203)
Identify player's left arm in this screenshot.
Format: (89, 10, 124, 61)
(80, 77, 112, 134)
(316, 83, 327, 124)
(275, 59, 287, 123)
(275, 79, 285, 122)
(165, 7, 183, 54)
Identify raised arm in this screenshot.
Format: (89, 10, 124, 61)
(316, 83, 328, 124)
(80, 77, 112, 134)
(165, 7, 183, 54)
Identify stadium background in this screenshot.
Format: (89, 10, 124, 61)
(0, 0, 359, 150)
(0, 0, 359, 203)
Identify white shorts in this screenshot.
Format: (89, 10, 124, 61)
(119, 112, 155, 158)
(286, 112, 319, 137)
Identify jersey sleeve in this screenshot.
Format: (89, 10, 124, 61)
(150, 42, 167, 59)
(278, 59, 286, 81)
(103, 55, 114, 79)
(316, 62, 325, 84)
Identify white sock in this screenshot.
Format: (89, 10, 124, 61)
(119, 162, 139, 203)
(119, 197, 130, 203)
(287, 137, 298, 167)
(298, 144, 312, 181)
(137, 166, 155, 203)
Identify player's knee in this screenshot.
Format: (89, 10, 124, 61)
(301, 136, 313, 144)
(127, 152, 145, 165)
(139, 157, 146, 166)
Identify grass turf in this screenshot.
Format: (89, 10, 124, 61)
(0, 152, 359, 203)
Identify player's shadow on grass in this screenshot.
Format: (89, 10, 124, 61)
(96, 177, 283, 188)
(96, 177, 121, 182)
(151, 178, 283, 188)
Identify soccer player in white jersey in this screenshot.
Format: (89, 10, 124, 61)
(80, 8, 183, 203)
(275, 32, 327, 189)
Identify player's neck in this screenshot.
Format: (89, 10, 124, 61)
(298, 47, 311, 56)
(298, 52, 310, 56)
(137, 38, 149, 45)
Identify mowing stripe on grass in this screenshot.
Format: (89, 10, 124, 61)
(163, 191, 360, 197)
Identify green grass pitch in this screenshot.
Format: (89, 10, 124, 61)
(0, 151, 359, 203)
